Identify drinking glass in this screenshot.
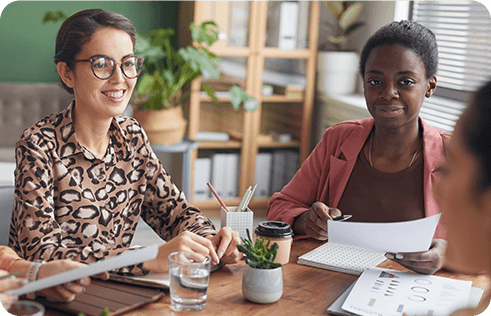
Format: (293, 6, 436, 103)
(169, 251, 211, 311)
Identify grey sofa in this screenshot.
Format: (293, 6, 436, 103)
(0, 82, 72, 245)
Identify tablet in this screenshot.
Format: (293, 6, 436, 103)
(6, 244, 159, 296)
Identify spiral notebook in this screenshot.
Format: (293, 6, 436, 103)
(297, 242, 386, 275)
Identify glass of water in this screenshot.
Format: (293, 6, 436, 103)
(169, 251, 211, 311)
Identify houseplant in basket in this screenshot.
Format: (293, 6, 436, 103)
(133, 21, 255, 145)
(237, 229, 283, 304)
(317, 1, 365, 96)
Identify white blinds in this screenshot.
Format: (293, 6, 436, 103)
(411, 1, 491, 92)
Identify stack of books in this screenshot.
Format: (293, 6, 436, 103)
(272, 84, 304, 97)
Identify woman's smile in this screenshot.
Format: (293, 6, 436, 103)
(374, 105, 405, 118)
(102, 89, 126, 103)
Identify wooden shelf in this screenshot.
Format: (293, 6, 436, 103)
(262, 95, 303, 103)
(195, 197, 270, 218)
(257, 140, 301, 149)
(180, 1, 319, 205)
(198, 140, 242, 149)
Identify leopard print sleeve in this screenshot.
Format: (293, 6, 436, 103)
(10, 137, 132, 265)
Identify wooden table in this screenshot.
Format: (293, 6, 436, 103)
(45, 239, 489, 315)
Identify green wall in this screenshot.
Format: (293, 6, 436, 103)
(0, 1, 179, 83)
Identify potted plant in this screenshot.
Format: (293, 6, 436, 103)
(317, 1, 365, 96)
(237, 229, 283, 304)
(133, 21, 255, 145)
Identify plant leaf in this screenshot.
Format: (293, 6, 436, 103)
(339, 2, 363, 30)
(324, 1, 343, 20)
(201, 85, 219, 103)
(344, 21, 365, 36)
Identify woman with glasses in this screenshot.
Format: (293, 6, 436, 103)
(6, 9, 242, 277)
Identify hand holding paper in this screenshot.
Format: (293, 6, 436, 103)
(385, 238, 447, 275)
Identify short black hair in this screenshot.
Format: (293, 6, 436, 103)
(359, 20, 438, 79)
(462, 80, 491, 191)
(54, 9, 136, 94)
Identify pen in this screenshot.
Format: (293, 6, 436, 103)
(0, 271, 22, 280)
(237, 186, 252, 213)
(333, 215, 352, 221)
(242, 184, 257, 212)
(207, 182, 230, 212)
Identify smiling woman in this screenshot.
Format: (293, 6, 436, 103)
(267, 20, 448, 276)
(6, 9, 242, 281)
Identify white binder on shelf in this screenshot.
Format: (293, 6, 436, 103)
(211, 153, 228, 199)
(224, 153, 239, 199)
(193, 157, 211, 201)
(255, 152, 272, 197)
(278, 1, 299, 50)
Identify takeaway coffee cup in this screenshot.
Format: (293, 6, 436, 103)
(254, 221, 294, 265)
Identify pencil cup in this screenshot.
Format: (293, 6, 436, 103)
(220, 207, 254, 240)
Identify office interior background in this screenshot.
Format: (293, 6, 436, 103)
(0, 1, 489, 224)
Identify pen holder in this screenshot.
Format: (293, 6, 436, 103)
(221, 207, 254, 240)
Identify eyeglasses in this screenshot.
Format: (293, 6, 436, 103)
(74, 55, 144, 80)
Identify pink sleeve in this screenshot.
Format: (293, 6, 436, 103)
(266, 130, 332, 235)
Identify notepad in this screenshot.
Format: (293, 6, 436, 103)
(297, 242, 386, 275)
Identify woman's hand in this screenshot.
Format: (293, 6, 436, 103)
(385, 239, 447, 275)
(293, 202, 342, 240)
(34, 259, 93, 302)
(0, 270, 27, 310)
(207, 226, 242, 264)
(142, 231, 220, 273)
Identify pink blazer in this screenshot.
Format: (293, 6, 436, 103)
(266, 118, 449, 239)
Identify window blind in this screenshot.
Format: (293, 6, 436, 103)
(411, 1, 491, 92)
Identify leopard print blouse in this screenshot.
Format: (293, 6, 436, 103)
(8, 102, 216, 275)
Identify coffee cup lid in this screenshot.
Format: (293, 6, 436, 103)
(254, 221, 293, 239)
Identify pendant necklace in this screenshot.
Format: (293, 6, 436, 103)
(369, 135, 423, 168)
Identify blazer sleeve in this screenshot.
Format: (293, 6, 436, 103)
(266, 128, 333, 228)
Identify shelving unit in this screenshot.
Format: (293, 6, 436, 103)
(178, 1, 319, 216)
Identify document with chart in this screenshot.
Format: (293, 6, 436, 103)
(342, 267, 472, 316)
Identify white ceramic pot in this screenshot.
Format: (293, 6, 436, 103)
(242, 265, 283, 304)
(317, 51, 360, 96)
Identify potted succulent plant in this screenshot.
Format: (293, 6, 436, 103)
(133, 21, 255, 145)
(317, 1, 365, 96)
(237, 229, 283, 304)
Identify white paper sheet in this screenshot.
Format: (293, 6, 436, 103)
(342, 267, 472, 316)
(327, 213, 441, 253)
(6, 244, 159, 296)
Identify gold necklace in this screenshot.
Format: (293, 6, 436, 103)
(369, 135, 423, 168)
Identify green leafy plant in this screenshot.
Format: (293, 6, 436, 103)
(133, 21, 256, 111)
(321, 1, 365, 51)
(237, 229, 280, 269)
(42, 10, 68, 23)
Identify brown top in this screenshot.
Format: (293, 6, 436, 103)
(337, 148, 425, 223)
(9, 102, 216, 275)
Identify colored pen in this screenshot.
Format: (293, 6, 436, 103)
(207, 182, 230, 212)
(333, 215, 352, 221)
(242, 183, 257, 212)
(0, 271, 22, 280)
(237, 186, 252, 213)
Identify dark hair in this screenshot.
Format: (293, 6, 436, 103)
(54, 9, 136, 94)
(359, 20, 438, 79)
(462, 80, 491, 191)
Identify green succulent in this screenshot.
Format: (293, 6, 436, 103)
(322, 1, 365, 51)
(237, 229, 281, 269)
